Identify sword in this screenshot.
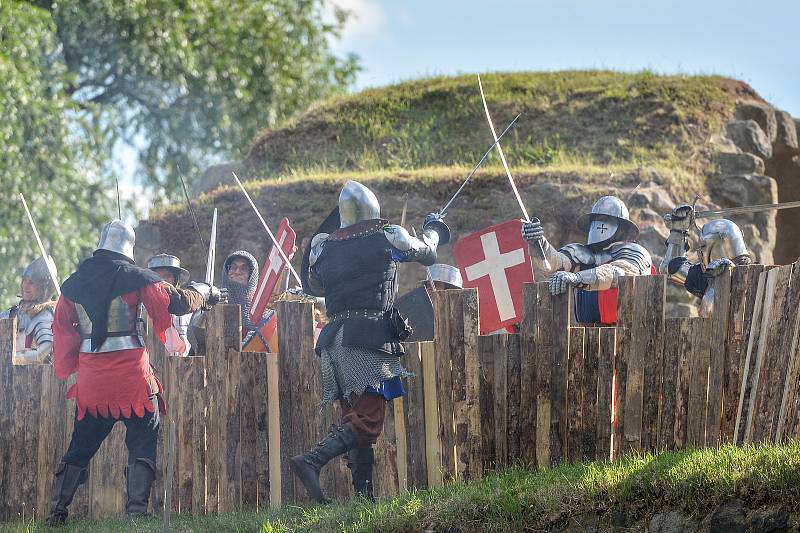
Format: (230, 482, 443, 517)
(19, 193, 60, 297)
(695, 200, 800, 219)
(439, 112, 523, 216)
(477, 75, 550, 270)
(232, 172, 302, 286)
(206, 208, 218, 284)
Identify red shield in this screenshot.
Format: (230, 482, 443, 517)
(453, 220, 533, 334)
(250, 218, 296, 323)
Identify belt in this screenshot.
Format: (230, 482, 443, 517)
(79, 335, 144, 354)
(327, 309, 386, 322)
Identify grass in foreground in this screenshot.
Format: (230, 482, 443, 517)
(3, 443, 800, 533)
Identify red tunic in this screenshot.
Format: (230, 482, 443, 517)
(53, 282, 172, 421)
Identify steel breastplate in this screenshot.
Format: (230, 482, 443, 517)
(75, 296, 144, 353)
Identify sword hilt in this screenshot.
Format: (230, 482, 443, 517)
(527, 217, 551, 272)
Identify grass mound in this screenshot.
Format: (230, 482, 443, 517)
(244, 71, 757, 178)
(5, 443, 799, 532)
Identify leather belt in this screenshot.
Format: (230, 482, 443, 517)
(327, 309, 386, 322)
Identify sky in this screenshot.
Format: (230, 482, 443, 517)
(121, 0, 799, 215)
(329, 0, 799, 114)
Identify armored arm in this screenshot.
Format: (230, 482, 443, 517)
(16, 308, 54, 364)
(561, 243, 651, 292)
(164, 282, 227, 314)
(384, 222, 440, 267)
(307, 233, 329, 296)
(521, 219, 575, 276)
(660, 204, 693, 276)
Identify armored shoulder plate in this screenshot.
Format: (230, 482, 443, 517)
(559, 243, 596, 269)
(384, 224, 419, 252)
(24, 307, 54, 336)
(308, 233, 329, 266)
(607, 242, 652, 273)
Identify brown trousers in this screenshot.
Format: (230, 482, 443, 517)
(340, 392, 386, 447)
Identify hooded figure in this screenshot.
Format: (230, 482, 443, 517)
(222, 250, 259, 334)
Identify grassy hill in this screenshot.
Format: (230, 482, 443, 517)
(139, 71, 763, 283)
(5, 444, 799, 532)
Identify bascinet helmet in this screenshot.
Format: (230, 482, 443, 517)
(338, 180, 380, 228)
(147, 254, 190, 285)
(22, 255, 58, 301)
(699, 219, 751, 267)
(427, 264, 463, 289)
(96, 219, 136, 262)
(577, 196, 639, 249)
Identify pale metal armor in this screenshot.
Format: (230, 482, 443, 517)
(75, 296, 144, 353)
(426, 264, 463, 289)
(97, 219, 136, 262)
(523, 196, 652, 295)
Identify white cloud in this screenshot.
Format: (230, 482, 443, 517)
(326, 0, 386, 42)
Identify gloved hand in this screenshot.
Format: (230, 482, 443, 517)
(704, 258, 734, 278)
(521, 218, 546, 245)
(209, 285, 228, 306)
(422, 212, 451, 245)
(664, 204, 694, 232)
(548, 271, 581, 295)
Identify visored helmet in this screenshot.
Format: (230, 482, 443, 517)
(699, 219, 751, 267)
(577, 196, 639, 248)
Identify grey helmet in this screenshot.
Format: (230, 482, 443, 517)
(147, 254, 190, 286)
(96, 219, 135, 261)
(699, 219, 751, 267)
(22, 255, 58, 301)
(577, 196, 639, 248)
(427, 264, 463, 289)
(339, 180, 380, 228)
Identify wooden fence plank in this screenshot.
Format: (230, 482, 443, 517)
(660, 318, 681, 450)
(266, 353, 281, 509)
(462, 290, 482, 481)
(613, 277, 633, 459)
(477, 335, 496, 470)
(596, 328, 615, 461)
(447, 291, 468, 482)
(491, 335, 509, 468)
(432, 290, 456, 482)
(400, 342, 427, 490)
(240, 351, 269, 510)
(566, 328, 585, 462)
(735, 268, 770, 443)
(506, 334, 522, 464)
(519, 283, 538, 464)
(686, 318, 712, 447)
(0, 318, 15, 520)
(533, 283, 553, 469)
(581, 328, 599, 461)
(706, 268, 732, 446)
(550, 287, 571, 466)
(420, 342, 443, 488)
(721, 265, 764, 443)
(747, 265, 793, 443)
(777, 261, 800, 441)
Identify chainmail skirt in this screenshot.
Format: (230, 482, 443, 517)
(320, 327, 411, 406)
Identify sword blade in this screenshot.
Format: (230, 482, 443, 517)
(439, 112, 522, 215)
(695, 200, 800, 219)
(232, 172, 302, 286)
(206, 208, 217, 284)
(19, 193, 60, 296)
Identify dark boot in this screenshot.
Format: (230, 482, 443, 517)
(348, 447, 375, 501)
(290, 425, 357, 503)
(125, 458, 156, 518)
(45, 462, 88, 526)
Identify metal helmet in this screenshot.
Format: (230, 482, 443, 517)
(147, 254, 190, 285)
(22, 255, 58, 300)
(577, 196, 639, 247)
(699, 219, 751, 267)
(426, 264, 463, 289)
(96, 219, 135, 261)
(338, 180, 380, 228)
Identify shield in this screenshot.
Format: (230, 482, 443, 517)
(394, 286, 434, 342)
(453, 219, 533, 334)
(250, 218, 296, 324)
(243, 309, 279, 353)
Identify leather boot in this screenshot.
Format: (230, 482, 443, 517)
(348, 446, 375, 501)
(125, 458, 156, 518)
(290, 425, 357, 503)
(45, 462, 87, 526)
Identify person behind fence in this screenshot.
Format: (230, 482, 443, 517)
(661, 204, 752, 316)
(291, 180, 450, 503)
(147, 253, 193, 356)
(222, 250, 259, 336)
(521, 195, 653, 325)
(0, 256, 58, 364)
(46, 219, 226, 526)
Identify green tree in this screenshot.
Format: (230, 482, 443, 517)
(0, 0, 357, 309)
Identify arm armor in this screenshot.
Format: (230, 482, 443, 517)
(384, 224, 438, 266)
(574, 242, 652, 291)
(660, 229, 690, 275)
(164, 282, 208, 315)
(531, 239, 578, 278)
(17, 309, 54, 364)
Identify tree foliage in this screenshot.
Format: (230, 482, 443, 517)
(0, 0, 357, 308)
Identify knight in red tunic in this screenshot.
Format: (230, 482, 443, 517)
(46, 220, 225, 526)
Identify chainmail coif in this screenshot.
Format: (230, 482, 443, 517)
(223, 250, 259, 332)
